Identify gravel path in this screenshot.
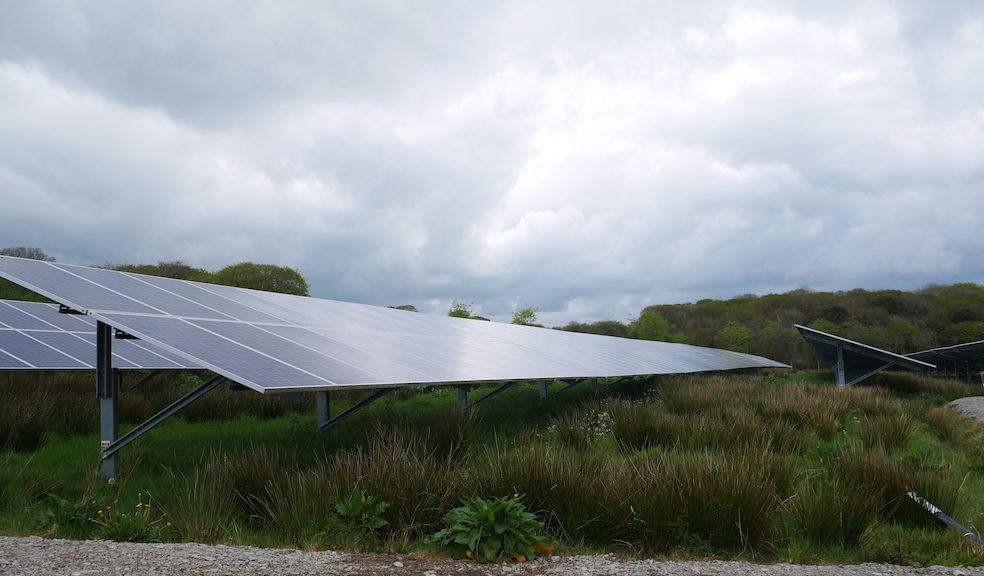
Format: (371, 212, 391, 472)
(1, 536, 981, 576)
(948, 397, 984, 424)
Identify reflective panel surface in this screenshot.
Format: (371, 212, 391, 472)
(0, 256, 789, 390)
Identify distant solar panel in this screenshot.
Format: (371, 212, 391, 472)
(796, 324, 933, 386)
(0, 299, 200, 370)
(0, 256, 788, 393)
(907, 341, 984, 366)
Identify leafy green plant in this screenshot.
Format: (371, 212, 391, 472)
(34, 493, 101, 538)
(335, 489, 390, 533)
(92, 492, 170, 542)
(434, 495, 549, 563)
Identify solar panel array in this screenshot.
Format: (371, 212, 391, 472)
(796, 324, 933, 385)
(0, 256, 788, 392)
(907, 341, 984, 368)
(0, 299, 201, 370)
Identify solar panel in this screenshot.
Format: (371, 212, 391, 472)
(0, 299, 201, 370)
(796, 324, 933, 386)
(0, 256, 789, 391)
(907, 340, 984, 367)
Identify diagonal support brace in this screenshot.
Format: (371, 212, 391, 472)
(464, 381, 514, 412)
(319, 388, 393, 433)
(846, 361, 894, 387)
(124, 370, 162, 395)
(540, 379, 582, 399)
(100, 375, 226, 461)
(907, 491, 980, 543)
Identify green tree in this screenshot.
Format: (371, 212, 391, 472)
(211, 262, 310, 295)
(0, 246, 54, 261)
(560, 320, 631, 338)
(716, 321, 752, 352)
(634, 309, 685, 342)
(511, 306, 539, 326)
(0, 246, 54, 302)
(448, 299, 474, 318)
(111, 261, 211, 281)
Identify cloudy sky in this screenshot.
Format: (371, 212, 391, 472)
(1, 1, 983, 325)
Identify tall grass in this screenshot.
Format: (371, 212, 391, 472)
(1, 371, 979, 564)
(833, 447, 961, 528)
(781, 479, 877, 546)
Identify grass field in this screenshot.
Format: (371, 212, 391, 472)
(1, 369, 982, 565)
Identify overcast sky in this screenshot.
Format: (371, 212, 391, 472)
(1, 1, 982, 325)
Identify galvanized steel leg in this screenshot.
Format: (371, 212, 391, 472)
(835, 343, 847, 387)
(539, 380, 548, 400)
(591, 378, 598, 393)
(316, 391, 330, 431)
(97, 322, 118, 481)
(456, 385, 468, 411)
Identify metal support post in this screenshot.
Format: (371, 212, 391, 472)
(835, 343, 847, 386)
(538, 380, 548, 400)
(591, 378, 598, 393)
(456, 385, 469, 411)
(316, 391, 330, 430)
(97, 322, 118, 481)
(100, 374, 227, 462)
(319, 388, 393, 432)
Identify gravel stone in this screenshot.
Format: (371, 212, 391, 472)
(1, 536, 982, 576)
(948, 396, 984, 423)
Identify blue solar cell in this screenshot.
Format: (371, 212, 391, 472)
(0, 259, 158, 314)
(0, 345, 30, 368)
(4, 301, 94, 331)
(98, 313, 337, 391)
(113, 339, 184, 369)
(0, 301, 59, 330)
(189, 320, 387, 385)
(134, 275, 288, 324)
(65, 266, 232, 319)
(0, 331, 88, 368)
(260, 325, 441, 382)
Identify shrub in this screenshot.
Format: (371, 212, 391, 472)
(34, 493, 101, 538)
(874, 373, 978, 401)
(859, 413, 915, 452)
(833, 448, 961, 528)
(327, 426, 459, 542)
(92, 492, 169, 542)
(609, 401, 679, 451)
(335, 489, 389, 533)
(217, 447, 281, 528)
(162, 461, 238, 543)
(922, 407, 963, 444)
(625, 448, 790, 551)
(781, 480, 876, 546)
(433, 495, 549, 562)
(474, 443, 615, 544)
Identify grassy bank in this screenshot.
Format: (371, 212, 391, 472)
(1, 370, 982, 565)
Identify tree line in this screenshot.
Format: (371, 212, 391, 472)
(0, 247, 308, 301)
(559, 284, 984, 368)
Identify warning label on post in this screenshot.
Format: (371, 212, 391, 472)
(100, 440, 111, 448)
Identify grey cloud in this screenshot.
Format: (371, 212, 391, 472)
(1, 2, 983, 326)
